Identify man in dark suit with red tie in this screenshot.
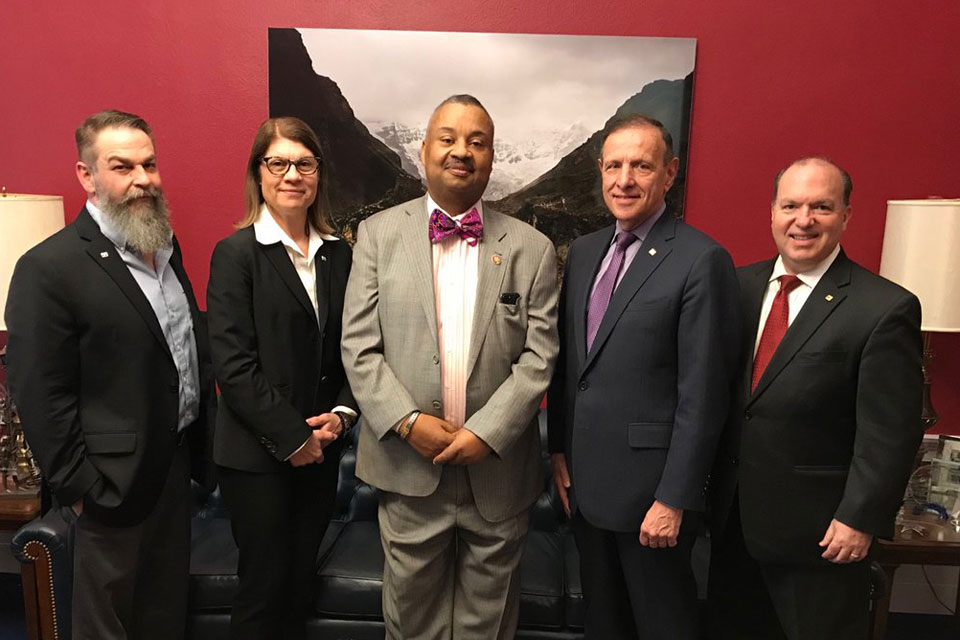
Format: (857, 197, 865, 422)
(707, 157, 924, 639)
(548, 113, 741, 639)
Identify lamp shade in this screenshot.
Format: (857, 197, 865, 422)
(879, 199, 960, 332)
(0, 193, 65, 331)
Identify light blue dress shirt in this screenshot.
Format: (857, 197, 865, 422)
(86, 201, 200, 431)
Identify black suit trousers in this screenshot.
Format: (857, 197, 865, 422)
(706, 497, 870, 640)
(572, 511, 700, 640)
(71, 441, 191, 640)
(218, 455, 339, 640)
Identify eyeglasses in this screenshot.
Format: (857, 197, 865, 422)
(261, 156, 322, 176)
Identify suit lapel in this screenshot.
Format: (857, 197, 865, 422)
(749, 252, 851, 402)
(261, 242, 316, 321)
(467, 210, 510, 378)
(582, 214, 675, 374)
(314, 242, 332, 334)
(574, 228, 614, 364)
(76, 208, 171, 357)
(169, 235, 203, 336)
(398, 197, 439, 344)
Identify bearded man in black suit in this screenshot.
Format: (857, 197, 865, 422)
(5, 110, 214, 640)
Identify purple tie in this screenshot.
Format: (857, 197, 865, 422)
(586, 230, 638, 351)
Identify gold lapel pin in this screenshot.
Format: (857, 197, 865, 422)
(492, 253, 502, 265)
(648, 248, 657, 256)
(100, 251, 109, 258)
(825, 294, 834, 301)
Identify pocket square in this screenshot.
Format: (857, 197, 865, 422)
(499, 292, 520, 304)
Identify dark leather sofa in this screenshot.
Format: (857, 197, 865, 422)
(13, 415, 595, 640)
(13, 410, 890, 640)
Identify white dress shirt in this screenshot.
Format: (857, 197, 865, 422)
(428, 194, 482, 429)
(253, 206, 355, 457)
(754, 244, 842, 356)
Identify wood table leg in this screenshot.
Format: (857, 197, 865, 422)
(872, 562, 898, 640)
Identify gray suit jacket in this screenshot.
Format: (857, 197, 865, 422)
(341, 197, 559, 522)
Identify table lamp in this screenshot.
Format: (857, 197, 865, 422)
(0, 191, 65, 491)
(879, 198, 960, 429)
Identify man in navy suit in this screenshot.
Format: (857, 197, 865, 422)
(547, 113, 740, 639)
(707, 157, 923, 639)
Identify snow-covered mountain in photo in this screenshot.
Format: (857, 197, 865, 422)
(364, 119, 593, 200)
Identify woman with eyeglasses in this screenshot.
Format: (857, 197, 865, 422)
(207, 117, 357, 639)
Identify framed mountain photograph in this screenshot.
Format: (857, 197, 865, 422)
(269, 28, 696, 261)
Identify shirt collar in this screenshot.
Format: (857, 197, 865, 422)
(253, 204, 337, 263)
(426, 194, 484, 222)
(85, 198, 173, 265)
(612, 203, 666, 246)
(770, 243, 842, 288)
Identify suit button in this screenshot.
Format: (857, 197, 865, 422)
(578, 380, 588, 391)
(744, 410, 752, 421)
(321, 331, 327, 340)
(321, 376, 329, 384)
(432, 354, 440, 365)
(732, 457, 740, 466)
(432, 400, 442, 410)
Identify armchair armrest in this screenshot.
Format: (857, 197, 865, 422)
(12, 508, 73, 640)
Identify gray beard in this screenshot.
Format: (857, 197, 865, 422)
(96, 185, 173, 256)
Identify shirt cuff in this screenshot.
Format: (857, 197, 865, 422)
(332, 406, 357, 418)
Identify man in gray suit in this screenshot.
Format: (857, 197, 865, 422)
(547, 113, 740, 639)
(341, 95, 558, 639)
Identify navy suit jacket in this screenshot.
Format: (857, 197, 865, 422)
(548, 212, 741, 532)
(710, 251, 923, 564)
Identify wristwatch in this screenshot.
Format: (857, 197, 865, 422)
(396, 411, 420, 440)
(334, 411, 355, 437)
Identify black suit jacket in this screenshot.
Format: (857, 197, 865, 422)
(710, 250, 924, 564)
(548, 213, 741, 532)
(206, 226, 356, 472)
(5, 207, 215, 527)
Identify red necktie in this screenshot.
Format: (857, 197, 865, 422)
(751, 275, 802, 392)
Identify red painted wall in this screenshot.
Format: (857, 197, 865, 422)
(3, 0, 959, 433)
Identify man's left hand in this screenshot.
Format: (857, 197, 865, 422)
(819, 519, 873, 563)
(432, 429, 492, 465)
(306, 413, 343, 446)
(639, 500, 683, 548)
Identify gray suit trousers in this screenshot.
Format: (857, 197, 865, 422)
(379, 465, 530, 640)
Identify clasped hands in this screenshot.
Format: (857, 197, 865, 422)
(406, 413, 492, 465)
(289, 412, 342, 467)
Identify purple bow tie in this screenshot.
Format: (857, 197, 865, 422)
(429, 207, 483, 246)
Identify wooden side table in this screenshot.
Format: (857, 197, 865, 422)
(872, 515, 960, 639)
(0, 491, 41, 533)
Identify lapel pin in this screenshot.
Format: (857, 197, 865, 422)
(648, 248, 657, 256)
(492, 253, 502, 265)
(825, 294, 834, 302)
(321, 255, 327, 262)
(100, 251, 109, 258)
